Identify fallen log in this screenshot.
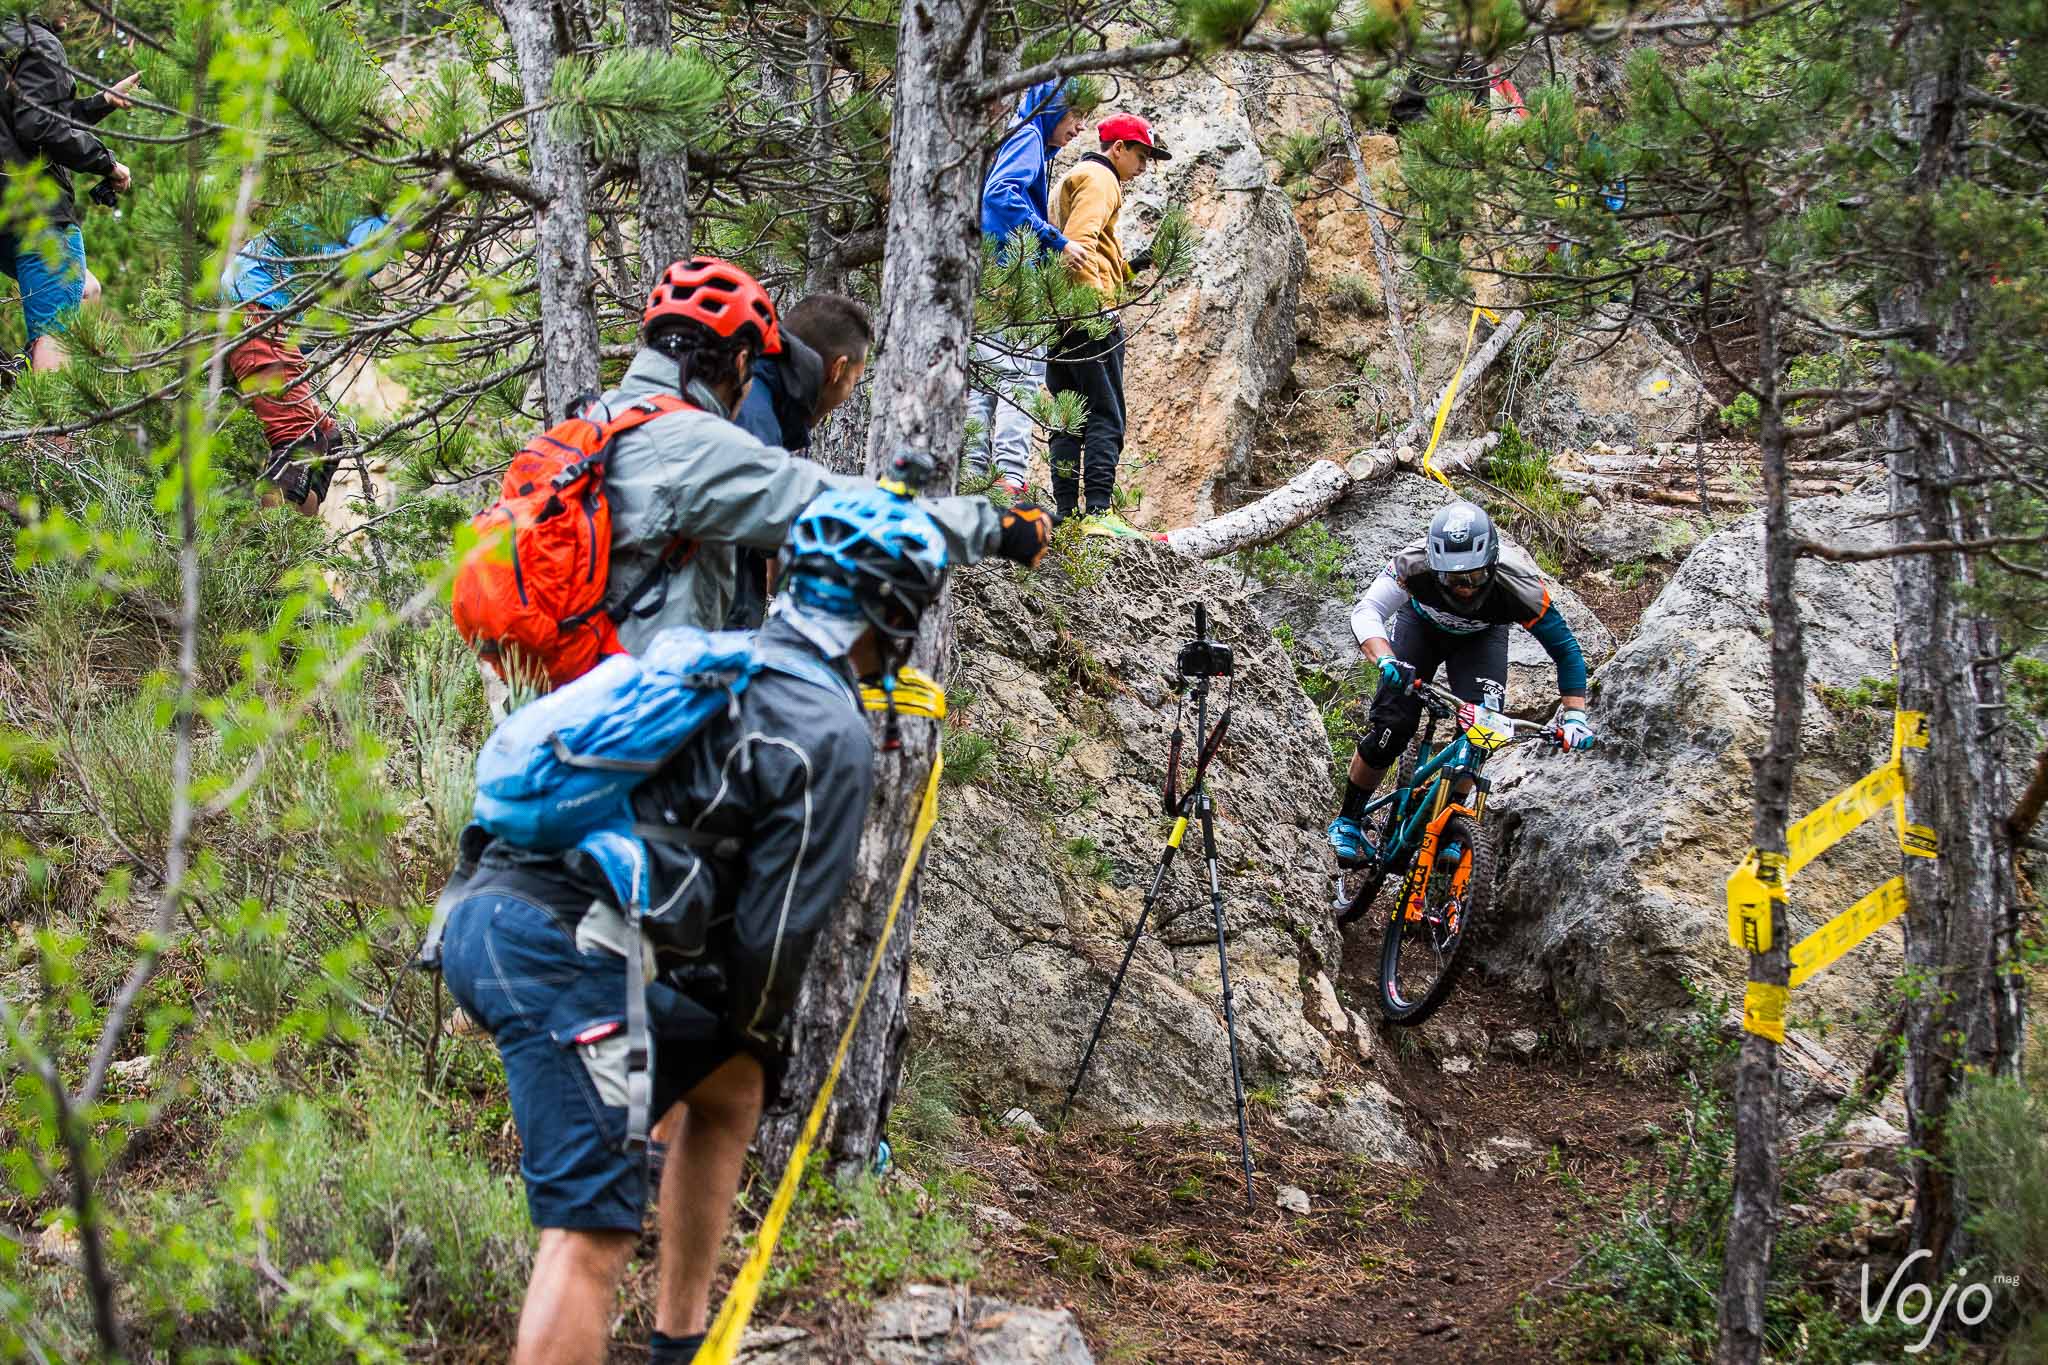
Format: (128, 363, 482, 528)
(1161, 459, 1354, 559)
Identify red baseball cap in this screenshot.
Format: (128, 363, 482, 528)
(1097, 113, 1172, 160)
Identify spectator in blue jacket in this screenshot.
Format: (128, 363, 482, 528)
(967, 79, 1083, 498)
(728, 292, 873, 628)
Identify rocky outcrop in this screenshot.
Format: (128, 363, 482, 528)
(1052, 57, 1307, 529)
(1480, 489, 1905, 1043)
(1251, 472, 1617, 718)
(913, 540, 1415, 1162)
(740, 1285, 1093, 1363)
(1526, 316, 1708, 452)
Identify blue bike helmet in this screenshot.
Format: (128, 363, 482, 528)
(779, 486, 949, 640)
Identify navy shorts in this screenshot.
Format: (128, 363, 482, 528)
(439, 888, 742, 1231)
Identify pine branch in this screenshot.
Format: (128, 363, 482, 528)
(548, 47, 723, 162)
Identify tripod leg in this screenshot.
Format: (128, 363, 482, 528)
(1200, 795, 1256, 1207)
(1058, 817, 1187, 1127)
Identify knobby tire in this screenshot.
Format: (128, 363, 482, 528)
(1375, 818, 1496, 1027)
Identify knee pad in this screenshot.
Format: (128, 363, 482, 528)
(1356, 724, 1408, 770)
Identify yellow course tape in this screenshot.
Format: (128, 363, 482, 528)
(859, 665, 948, 721)
(1419, 305, 1492, 493)
(692, 755, 945, 1364)
(1743, 981, 1788, 1043)
(1786, 762, 1903, 876)
(1730, 707, 1936, 1041)
(1891, 709, 1938, 857)
(1726, 847, 1786, 953)
(1790, 876, 1908, 988)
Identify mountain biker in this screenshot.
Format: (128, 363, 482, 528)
(1327, 501, 1594, 871)
(437, 485, 953, 1365)
(600, 257, 1052, 651)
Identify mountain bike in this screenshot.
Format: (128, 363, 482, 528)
(1332, 678, 1571, 1026)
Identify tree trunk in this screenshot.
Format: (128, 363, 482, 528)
(1878, 16, 2024, 1278)
(1327, 61, 1421, 418)
(499, 0, 601, 416)
(800, 12, 845, 295)
(1163, 459, 1351, 558)
(623, 0, 691, 287)
(1715, 259, 1802, 1365)
(758, 0, 988, 1179)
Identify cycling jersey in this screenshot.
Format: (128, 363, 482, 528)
(1350, 537, 1589, 695)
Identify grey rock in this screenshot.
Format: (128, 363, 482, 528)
(1255, 472, 1617, 718)
(1527, 316, 1708, 451)
(736, 1325, 812, 1364)
(1276, 1183, 1313, 1214)
(1468, 1133, 1538, 1172)
(1440, 1055, 1474, 1076)
(973, 1203, 1024, 1233)
(999, 1107, 1047, 1137)
(866, 1285, 1094, 1364)
(1481, 490, 1906, 1043)
(1837, 1114, 1908, 1171)
(1498, 1027, 1541, 1061)
(915, 543, 1412, 1162)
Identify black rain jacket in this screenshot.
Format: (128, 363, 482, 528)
(0, 19, 115, 230)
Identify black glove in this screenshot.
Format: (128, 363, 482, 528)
(1130, 246, 1155, 273)
(1376, 656, 1416, 693)
(997, 503, 1053, 568)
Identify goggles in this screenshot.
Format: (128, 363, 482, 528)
(1442, 568, 1491, 592)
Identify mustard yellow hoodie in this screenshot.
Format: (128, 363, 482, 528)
(1050, 154, 1129, 297)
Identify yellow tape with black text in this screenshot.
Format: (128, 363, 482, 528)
(1725, 709, 1935, 1043)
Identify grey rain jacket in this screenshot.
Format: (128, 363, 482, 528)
(626, 613, 874, 1049)
(599, 347, 1005, 651)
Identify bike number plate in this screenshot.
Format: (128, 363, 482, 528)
(1465, 709, 1515, 751)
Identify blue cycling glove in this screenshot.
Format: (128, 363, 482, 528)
(1377, 656, 1416, 692)
(1559, 708, 1595, 751)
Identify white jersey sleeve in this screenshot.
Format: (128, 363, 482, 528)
(1349, 566, 1408, 646)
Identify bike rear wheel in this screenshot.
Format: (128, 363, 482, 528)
(1376, 817, 1496, 1026)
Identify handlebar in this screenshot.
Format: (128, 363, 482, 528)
(1410, 678, 1584, 750)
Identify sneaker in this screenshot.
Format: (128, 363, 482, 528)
(1434, 816, 1472, 873)
(1081, 510, 1147, 539)
(994, 474, 1029, 500)
(1327, 815, 1375, 865)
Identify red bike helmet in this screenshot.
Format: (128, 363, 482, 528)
(644, 256, 782, 356)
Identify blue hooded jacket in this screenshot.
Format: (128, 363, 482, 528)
(980, 80, 1071, 258)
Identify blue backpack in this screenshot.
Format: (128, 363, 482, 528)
(415, 625, 850, 1149)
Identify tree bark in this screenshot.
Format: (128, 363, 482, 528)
(1163, 459, 1351, 558)
(498, 0, 601, 417)
(800, 11, 845, 295)
(623, 0, 691, 288)
(1879, 15, 2024, 1278)
(1327, 61, 1421, 419)
(758, 0, 989, 1180)
(1716, 254, 1801, 1365)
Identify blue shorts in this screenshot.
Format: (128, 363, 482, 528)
(439, 888, 742, 1231)
(0, 227, 86, 343)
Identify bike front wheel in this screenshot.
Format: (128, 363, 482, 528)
(1376, 818, 1496, 1026)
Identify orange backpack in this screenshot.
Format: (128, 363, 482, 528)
(452, 394, 695, 688)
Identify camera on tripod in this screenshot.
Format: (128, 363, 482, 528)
(1175, 603, 1233, 679)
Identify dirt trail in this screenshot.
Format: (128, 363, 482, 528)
(853, 985, 1682, 1365)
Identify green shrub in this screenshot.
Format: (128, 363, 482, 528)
(1952, 1073, 2048, 1346)
(942, 730, 997, 786)
(96, 1087, 531, 1362)
(1234, 521, 1353, 595)
(759, 1157, 978, 1309)
(1531, 1009, 1962, 1364)
(1327, 271, 1384, 315)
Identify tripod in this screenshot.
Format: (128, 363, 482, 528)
(1058, 604, 1255, 1208)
